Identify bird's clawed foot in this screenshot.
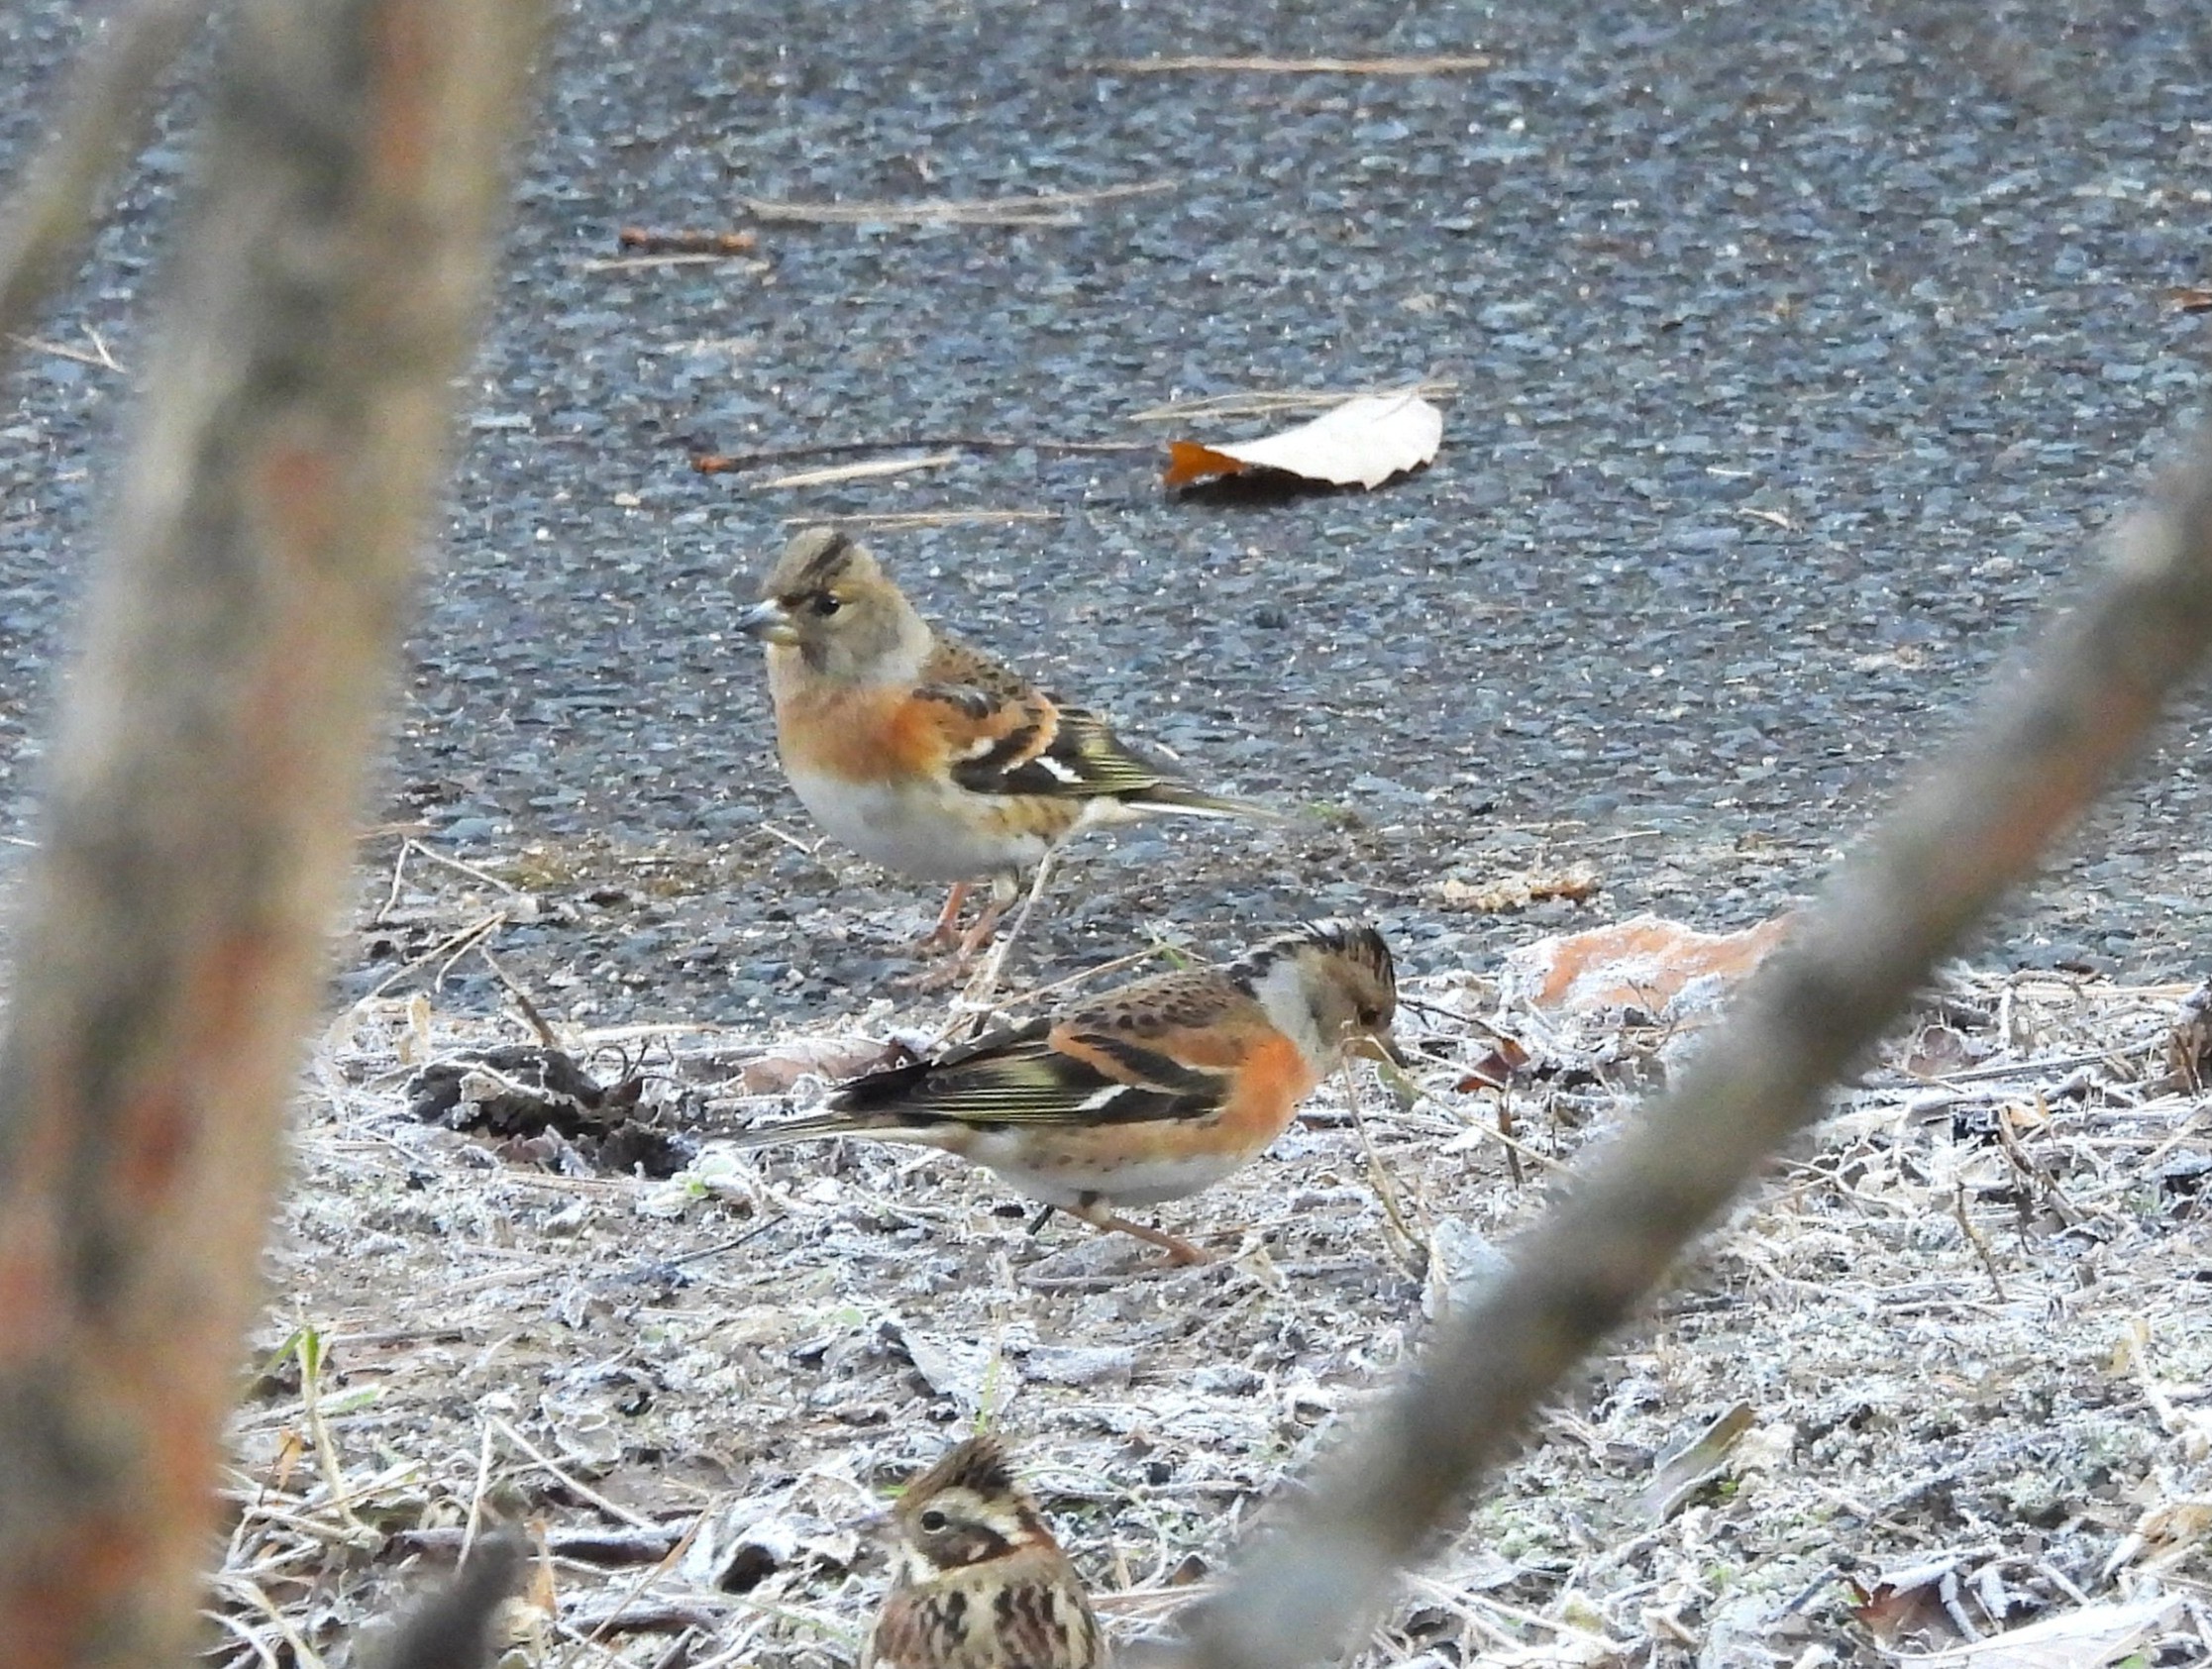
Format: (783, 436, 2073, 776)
(1070, 1200, 1213, 1266)
(909, 883, 974, 956)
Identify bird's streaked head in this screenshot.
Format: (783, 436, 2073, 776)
(1231, 918, 1401, 1072)
(737, 528, 931, 683)
(887, 1435, 1055, 1584)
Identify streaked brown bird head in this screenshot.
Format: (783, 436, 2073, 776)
(1231, 917, 1402, 1072)
(888, 1435, 1056, 1584)
(738, 527, 931, 683)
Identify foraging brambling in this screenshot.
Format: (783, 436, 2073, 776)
(732, 919, 1401, 1262)
(865, 1436, 1107, 1669)
(736, 528, 1271, 956)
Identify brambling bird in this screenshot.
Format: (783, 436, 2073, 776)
(736, 528, 1271, 959)
(865, 1436, 1107, 1669)
(731, 919, 1400, 1263)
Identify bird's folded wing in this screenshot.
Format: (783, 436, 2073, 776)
(917, 639, 1176, 801)
(833, 1021, 1226, 1129)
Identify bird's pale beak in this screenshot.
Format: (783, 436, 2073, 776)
(1349, 1030, 1411, 1070)
(736, 597, 800, 645)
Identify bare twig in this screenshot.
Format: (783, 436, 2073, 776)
(488, 1418, 662, 1533)
(690, 436, 1147, 473)
(756, 451, 959, 490)
(1157, 431, 2212, 1669)
(0, 0, 551, 1658)
(1095, 55, 1493, 74)
(0, 0, 211, 380)
(1950, 1183, 2008, 1302)
(739, 181, 1170, 227)
(780, 509, 1062, 529)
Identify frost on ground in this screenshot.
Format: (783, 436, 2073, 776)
(217, 936, 2212, 1668)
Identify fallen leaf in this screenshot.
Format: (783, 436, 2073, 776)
(1501, 912, 1794, 1024)
(2165, 980, 2212, 1089)
(1435, 863, 1602, 913)
(1903, 1022, 1978, 1077)
(1642, 1401, 1756, 1521)
(2171, 286, 2212, 313)
(737, 1035, 913, 1095)
(1894, 1595, 2181, 1669)
(884, 1317, 1018, 1418)
(1454, 1034, 1530, 1092)
(1165, 392, 1442, 489)
(1850, 1557, 1967, 1649)
(1422, 1216, 1510, 1319)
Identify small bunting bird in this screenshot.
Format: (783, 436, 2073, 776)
(737, 528, 1272, 960)
(865, 1436, 1107, 1669)
(731, 919, 1401, 1263)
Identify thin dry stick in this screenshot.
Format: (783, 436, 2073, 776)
(693, 435, 1148, 472)
(757, 451, 959, 490)
(739, 180, 1170, 226)
(1158, 433, 2212, 1669)
(782, 509, 1063, 529)
(0, 0, 211, 377)
(1096, 55, 1494, 74)
(1950, 1182, 2009, 1302)
(958, 848, 1060, 1010)
(0, 0, 551, 1659)
(1338, 1062, 1424, 1270)
(488, 1418, 662, 1533)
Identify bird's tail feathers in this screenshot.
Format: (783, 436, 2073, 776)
(1128, 782, 1284, 821)
(729, 1109, 908, 1149)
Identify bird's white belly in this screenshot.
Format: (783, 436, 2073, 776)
(963, 1132, 1244, 1207)
(785, 767, 1050, 882)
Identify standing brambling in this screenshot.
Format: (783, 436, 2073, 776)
(865, 1436, 1107, 1669)
(731, 919, 1400, 1263)
(736, 528, 1271, 960)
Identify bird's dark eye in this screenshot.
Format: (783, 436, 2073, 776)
(918, 1509, 949, 1533)
(809, 592, 842, 616)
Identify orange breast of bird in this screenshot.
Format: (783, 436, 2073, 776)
(775, 678, 951, 782)
(1211, 1027, 1322, 1156)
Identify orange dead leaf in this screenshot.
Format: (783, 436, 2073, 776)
(1455, 1034, 1530, 1093)
(1164, 392, 1443, 489)
(1163, 440, 1251, 485)
(1848, 1567, 1960, 1648)
(1503, 912, 1795, 1023)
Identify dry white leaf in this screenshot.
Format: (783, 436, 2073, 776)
(1894, 1595, 2181, 1669)
(1166, 391, 1442, 488)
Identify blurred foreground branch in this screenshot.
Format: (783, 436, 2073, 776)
(1170, 436, 2212, 1669)
(366, 1535, 525, 1669)
(0, 0, 211, 371)
(0, 0, 548, 1663)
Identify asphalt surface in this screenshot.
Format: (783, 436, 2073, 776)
(2, 1, 2209, 1027)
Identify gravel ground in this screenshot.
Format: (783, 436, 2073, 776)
(3, 2, 2210, 1027)
(5, 11, 2211, 1664)
(221, 964, 2212, 1666)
